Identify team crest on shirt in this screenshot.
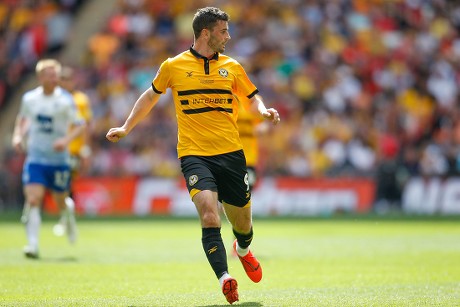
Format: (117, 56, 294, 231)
(218, 68, 228, 78)
(189, 175, 198, 186)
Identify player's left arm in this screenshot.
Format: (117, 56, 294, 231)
(249, 94, 280, 125)
(234, 62, 280, 125)
(54, 122, 86, 152)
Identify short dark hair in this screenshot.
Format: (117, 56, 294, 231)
(192, 7, 229, 39)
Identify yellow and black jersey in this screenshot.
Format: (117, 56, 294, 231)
(236, 96, 261, 167)
(152, 47, 258, 158)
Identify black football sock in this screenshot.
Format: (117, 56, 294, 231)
(233, 227, 253, 249)
(202, 227, 228, 278)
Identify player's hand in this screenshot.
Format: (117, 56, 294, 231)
(106, 127, 127, 143)
(12, 136, 25, 153)
(53, 138, 68, 152)
(262, 108, 280, 125)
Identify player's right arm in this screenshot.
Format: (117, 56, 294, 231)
(106, 87, 160, 143)
(11, 115, 28, 153)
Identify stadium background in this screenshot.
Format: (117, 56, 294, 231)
(1, 0, 460, 216)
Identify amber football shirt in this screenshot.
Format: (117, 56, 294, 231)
(68, 91, 92, 156)
(236, 95, 262, 167)
(152, 48, 258, 158)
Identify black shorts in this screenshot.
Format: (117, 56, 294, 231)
(180, 150, 251, 207)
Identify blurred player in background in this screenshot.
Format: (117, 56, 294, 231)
(11, 59, 84, 259)
(52, 66, 93, 237)
(106, 7, 280, 304)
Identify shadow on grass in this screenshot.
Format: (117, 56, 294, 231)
(197, 302, 262, 307)
(39, 256, 78, 262)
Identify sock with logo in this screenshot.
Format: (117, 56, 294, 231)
(233, 227, 253, 257)
(202, 227, 228, 278)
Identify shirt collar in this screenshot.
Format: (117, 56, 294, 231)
(38, 86, 62, 96)
(190, 46, 219, 61)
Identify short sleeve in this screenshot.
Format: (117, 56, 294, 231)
(19, 94, 30, 117)
(233, 63, 258, 99)
(152, 59, 171, 94)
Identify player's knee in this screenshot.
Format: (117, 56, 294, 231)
(200, 211, 221, 227)
(27, 197, 42, 207)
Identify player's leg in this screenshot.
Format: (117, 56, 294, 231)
(223, 203, 262, 283)
(22, 183, 46, 258)
(229, 166, 256, 257)
(223, 203, 254, 252)
(218, 150, 262, 283)
(218, 149, 254, 239)
(50, 165, 77, 244)
(181, 155, 238, 304)
(193, 190, 228, 276)
(21, 162, 47, 258)
(66, 154, 79, 204)
(52, 191, 77, 243)
(222, 203, 252, 234)
(63, 155, 79, 241)
(193, 190, 238, 304)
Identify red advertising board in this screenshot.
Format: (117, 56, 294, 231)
(274, 177, 375, 213)
(44, 176, 375, 216)
(44, 176, 137, 215)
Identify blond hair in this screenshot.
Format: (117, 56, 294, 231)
(35, 59, 62, 75)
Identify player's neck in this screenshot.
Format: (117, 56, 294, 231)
(42, 85, 56, 96)
(192, 41, 216, 59)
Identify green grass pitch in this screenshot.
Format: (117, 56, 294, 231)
(0, 215, 459, 306)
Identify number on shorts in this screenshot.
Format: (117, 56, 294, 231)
(54, 170, 70, 189)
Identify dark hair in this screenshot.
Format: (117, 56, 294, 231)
(192, 7, 229, 39)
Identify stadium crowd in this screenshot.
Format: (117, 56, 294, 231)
(2, 0, 460, 208)
(0, 0, 86, 110)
